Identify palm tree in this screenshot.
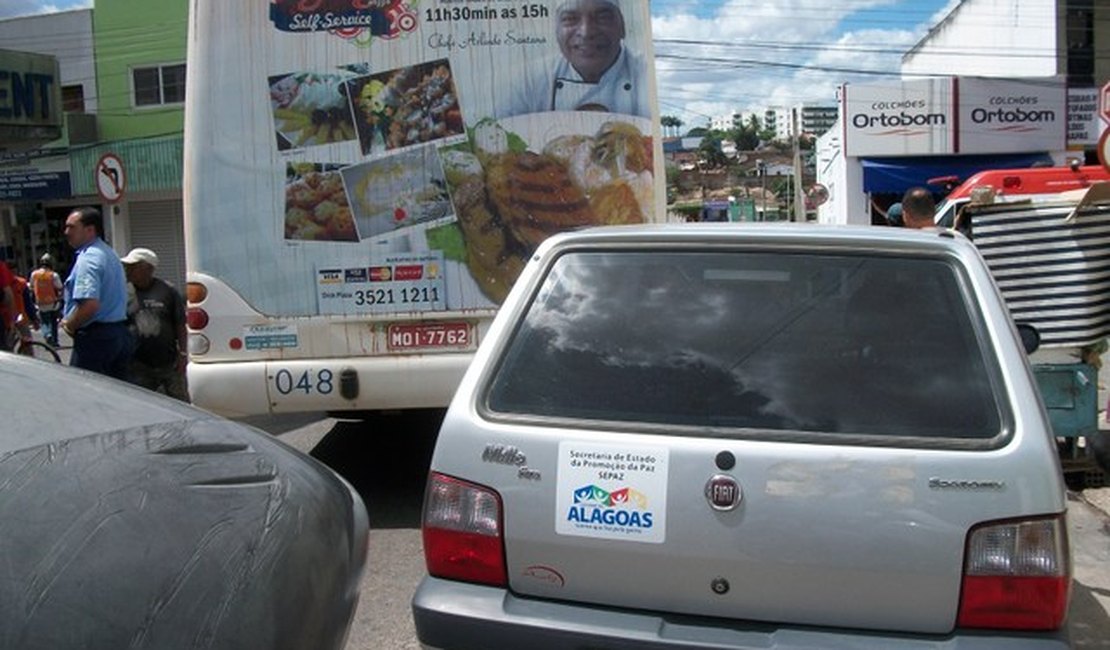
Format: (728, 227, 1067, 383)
(661, 115, 684, 138)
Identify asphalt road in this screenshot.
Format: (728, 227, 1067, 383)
(246, 411, 1110, 650)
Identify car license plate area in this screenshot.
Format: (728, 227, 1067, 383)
(387, 322, 470, 352)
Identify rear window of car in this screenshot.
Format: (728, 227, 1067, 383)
(486, 248, 1005, 441)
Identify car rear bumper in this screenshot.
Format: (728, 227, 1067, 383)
(412, 577, 1070, 650)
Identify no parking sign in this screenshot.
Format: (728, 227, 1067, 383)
(95, 153, 126, 203)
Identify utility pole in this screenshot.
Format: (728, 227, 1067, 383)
(756, 159, 766, 221)
(792, 107, 806, 223)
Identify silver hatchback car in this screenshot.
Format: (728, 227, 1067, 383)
(413, 224, 1070, 649)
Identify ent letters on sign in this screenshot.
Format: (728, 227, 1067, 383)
(0, 70, 54, 121)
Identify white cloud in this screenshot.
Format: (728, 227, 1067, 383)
(0, 0, 90, 19)
(652, 0, 937, 127)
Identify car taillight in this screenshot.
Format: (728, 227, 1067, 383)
(422, 472, 506, 587)
(958, 515, 1070, 631)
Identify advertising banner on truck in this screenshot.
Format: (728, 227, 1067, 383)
(186, 0, 661, 318)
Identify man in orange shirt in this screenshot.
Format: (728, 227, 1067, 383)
(30, 255, 63, 347)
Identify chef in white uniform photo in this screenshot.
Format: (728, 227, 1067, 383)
(503, 0, 650, 117)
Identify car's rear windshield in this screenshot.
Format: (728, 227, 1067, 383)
(486, 249, 1005, 440)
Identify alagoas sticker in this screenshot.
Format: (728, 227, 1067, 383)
(555, 442, 668, 544)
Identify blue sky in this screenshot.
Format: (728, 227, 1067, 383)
(0, 0, 91, 19)
(2, 0, 961, 128)
(650, 0, 960, 126)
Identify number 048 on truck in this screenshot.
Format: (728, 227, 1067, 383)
(182, 0, 664, 416)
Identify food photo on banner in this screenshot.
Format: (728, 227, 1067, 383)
(270, 72, 359, 151)
(284, 163, 359, 242)
(345, 59, 465, 156)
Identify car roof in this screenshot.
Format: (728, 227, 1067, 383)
(538, 223, 969, 256)
(1, 354, 209, 453)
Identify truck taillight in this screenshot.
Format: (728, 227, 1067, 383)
(958, 515, 1070, 631)
(186, 282, 208, 304)
(422, 472, 506, 587)
(186, 307, 209, 330)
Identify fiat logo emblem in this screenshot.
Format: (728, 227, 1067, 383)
(705, 475, 742, 511)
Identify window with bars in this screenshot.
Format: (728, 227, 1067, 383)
(132, 64, 186, 107)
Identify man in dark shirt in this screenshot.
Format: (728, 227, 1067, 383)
(122, 248, 189, 401)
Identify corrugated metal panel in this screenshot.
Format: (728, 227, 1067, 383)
(70, 135, 183, 195)
(128, 199, 186, 291)
(973, 204, 1110, 349)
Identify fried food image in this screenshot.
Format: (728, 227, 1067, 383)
(447, 161, 526, 304)
(270, 72, 357, 151)
(442, 119, 652, 304)
(485, 151, 596, 250)
(284, 164, 359, 242)
(591, 121, 653, 175)
(588, 181, 642, 226)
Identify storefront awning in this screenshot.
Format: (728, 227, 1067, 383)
(860, 153, 1054, 194)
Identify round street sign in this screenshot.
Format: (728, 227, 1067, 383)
(1098, 129, 1110, 175)
(95, 153, 126, 203)
(1101, 81, 1110, 123)
(806, 183, 830, 207)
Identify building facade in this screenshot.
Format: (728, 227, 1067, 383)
(798, 105, 837, 137)
(0, 9, 97, 275)
(902, 0, 1108, 86)
(817, 0, 1107, 225)
(0, 0, 188, 287)
(80, 0, 189, 289)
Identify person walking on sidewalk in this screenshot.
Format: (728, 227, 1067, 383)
(122, 247, 189, 401)
(60, 207, 132, 379)
(30, 254, 63, 347)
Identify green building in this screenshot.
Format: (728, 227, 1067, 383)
(71, 0, 189, 287)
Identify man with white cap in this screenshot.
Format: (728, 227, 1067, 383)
(503, 0, 649, 117)
(122, 247, 189, 401)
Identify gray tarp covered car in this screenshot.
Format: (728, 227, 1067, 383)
(0, 354, 368, 650)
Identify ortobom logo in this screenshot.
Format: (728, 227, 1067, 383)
(567, 485, 653, 529)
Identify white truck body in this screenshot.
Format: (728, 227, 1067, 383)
(183, 0, 662, 416)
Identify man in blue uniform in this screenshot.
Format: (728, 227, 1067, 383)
(60, 207, 132, 379)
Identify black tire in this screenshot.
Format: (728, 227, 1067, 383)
(19, 340, 62, 363)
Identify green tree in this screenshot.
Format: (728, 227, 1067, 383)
(731, 124, 760, 152)
(698, 132, 728, 168)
